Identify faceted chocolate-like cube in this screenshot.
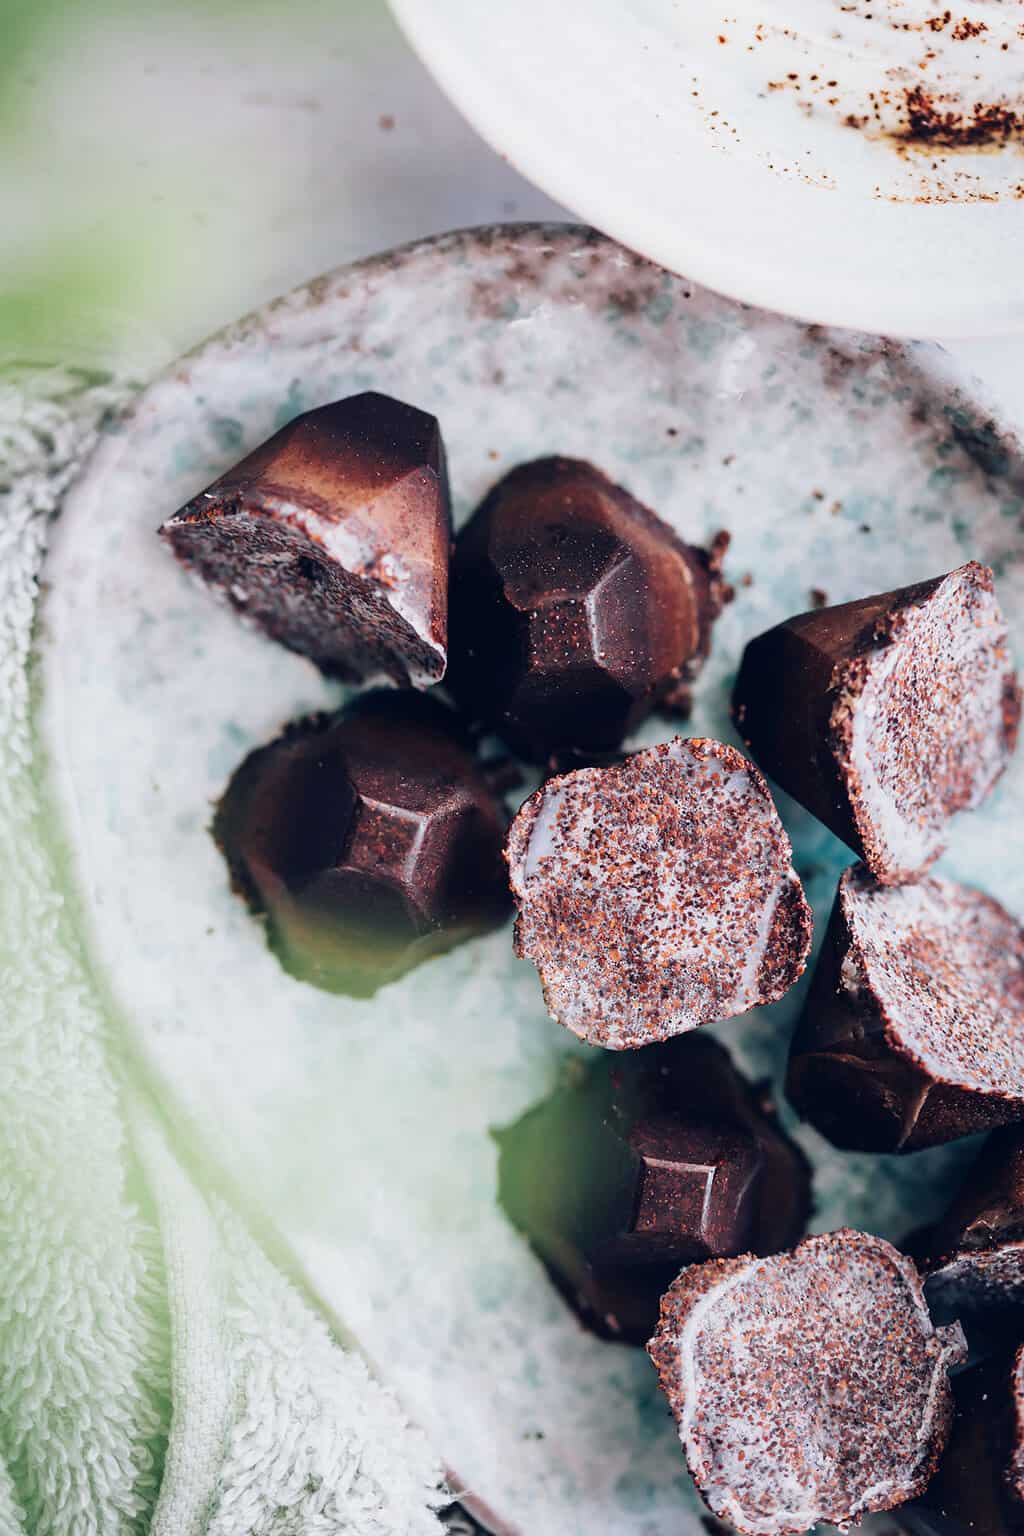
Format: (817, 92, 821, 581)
(495, 1034, 811, 1344)
(787, 866, 1024, 1153)
(733, 562, 1020, 885)
(899, 1347, 1024, 1536)
(448, 457, 727, 763)
(160, 391, 451, 687)
(213, 692, 510, 996)
(648, 1230, 966, 1536)
(507, 738, 812, 1049)
(915, 1126, 1024, 1345)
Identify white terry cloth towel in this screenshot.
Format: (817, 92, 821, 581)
(0, 366, 447, 1536)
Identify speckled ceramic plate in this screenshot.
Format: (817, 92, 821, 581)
(40, 226, 1024, 1535)
(391, 0, 1024, 337)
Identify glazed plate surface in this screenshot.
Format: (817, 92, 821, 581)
(41, 226, 1024, 1534)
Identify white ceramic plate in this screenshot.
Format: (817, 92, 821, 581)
(390, 0, 1024, 339)
(41, 226, 1024, 1534)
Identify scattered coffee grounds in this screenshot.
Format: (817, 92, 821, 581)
(160, 391, 451, 686)
(495, 1034, 811, 1344)
(787, 866, 1024, 1152)
(507, 738, 812, 1049)
(899, 1346, 1024, 1536)
(213, 692, 509, 996)
(915, 1126, 1024, 1341)
(648, 1230, 966, 1536)
(447, 457, 728, 763)
(733, 562, 1020, 885)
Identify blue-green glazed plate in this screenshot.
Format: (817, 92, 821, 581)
(40, 226, 1024, 1536)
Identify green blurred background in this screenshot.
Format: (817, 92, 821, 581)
(0, 0, 562, 374)
(4, 0, 1021, 412)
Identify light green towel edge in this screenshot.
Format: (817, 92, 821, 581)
(1, 365, 447, 1536)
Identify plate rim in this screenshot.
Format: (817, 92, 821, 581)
(39, 217, 1023, 1536)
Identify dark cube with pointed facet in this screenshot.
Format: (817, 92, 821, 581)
(898, 1347, 1024, 1536)
(732, 563, 1019, 885)
(913, 1126, 1024, 1349)
(448, 457, 725, 763)
(213, 692, 510, 996)
(495, 1034, 811, 1344)
(160, 391, 451, 687)
(787, 865, 1024, 1154)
